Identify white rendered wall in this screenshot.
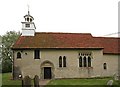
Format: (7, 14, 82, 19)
(21, 22, 36, 36)
(22, 29, 35, 36)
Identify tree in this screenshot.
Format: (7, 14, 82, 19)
(0, 36, 2, 73)
(1, 31, 20, 73)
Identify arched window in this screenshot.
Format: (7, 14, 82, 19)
(17, 52, 21, 58)
(79, 56, 82, 67)
(30, 18, 32, 22)
(59, 56, 62, 67)
(27, 17, 29, 22)
(103, 63, 107, 70)
(88, 57, 91, 67)
(63, 56, 66, 67)
(83, 56, 87, 67)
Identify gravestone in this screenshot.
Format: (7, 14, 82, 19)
(107, 80, 113, 87)
(113, 73, 119, 81)
(22, 76, 32, 87)
(34, 75, 40, 87)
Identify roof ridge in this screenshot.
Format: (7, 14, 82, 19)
(94, 36, 120, 39)
(35, 32, 92, 35)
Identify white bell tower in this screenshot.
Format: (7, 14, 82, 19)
(21, 9, 36, 36)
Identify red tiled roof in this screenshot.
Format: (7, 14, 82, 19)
(94, 37, 120, 54)
(12, 32, 120, 54)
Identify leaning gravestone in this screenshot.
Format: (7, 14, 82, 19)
(113, 73, 119, 81)
(34, 75, 40, 87)
(22, 76, 32, 87)
(107, 80, 113, 87)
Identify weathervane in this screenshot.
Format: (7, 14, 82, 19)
(27, 4, 30, 15)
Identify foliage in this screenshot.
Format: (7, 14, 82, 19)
(1, 31, 20, 73)
(0, 36, 2, 73)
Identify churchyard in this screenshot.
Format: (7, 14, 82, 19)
(1, 73, 120, 87)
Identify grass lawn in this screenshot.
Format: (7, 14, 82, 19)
(47, 78, 120, 86)
(2, 73, 21, 87)
(1, 73, 120, 87)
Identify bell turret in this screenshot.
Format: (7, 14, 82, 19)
(24, 11, 34, 22)
(21, 10, 36, 36)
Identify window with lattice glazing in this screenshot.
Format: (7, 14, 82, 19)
(78, 52, 92, 67)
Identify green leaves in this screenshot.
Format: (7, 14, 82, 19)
(1, 31, 20, 73)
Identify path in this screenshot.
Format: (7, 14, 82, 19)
(39, 79, 50, 87)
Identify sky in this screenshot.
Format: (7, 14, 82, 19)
(0, 0, 119, 37)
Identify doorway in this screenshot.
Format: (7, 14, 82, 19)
(44, 67, 51, 79)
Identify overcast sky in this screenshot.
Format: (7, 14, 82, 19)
(0, 0, 119, 37)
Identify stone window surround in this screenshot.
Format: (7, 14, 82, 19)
(59, 56, 66, 68)
(78, 52, 92, 68)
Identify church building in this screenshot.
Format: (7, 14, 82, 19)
(12, 11, 120, 79)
